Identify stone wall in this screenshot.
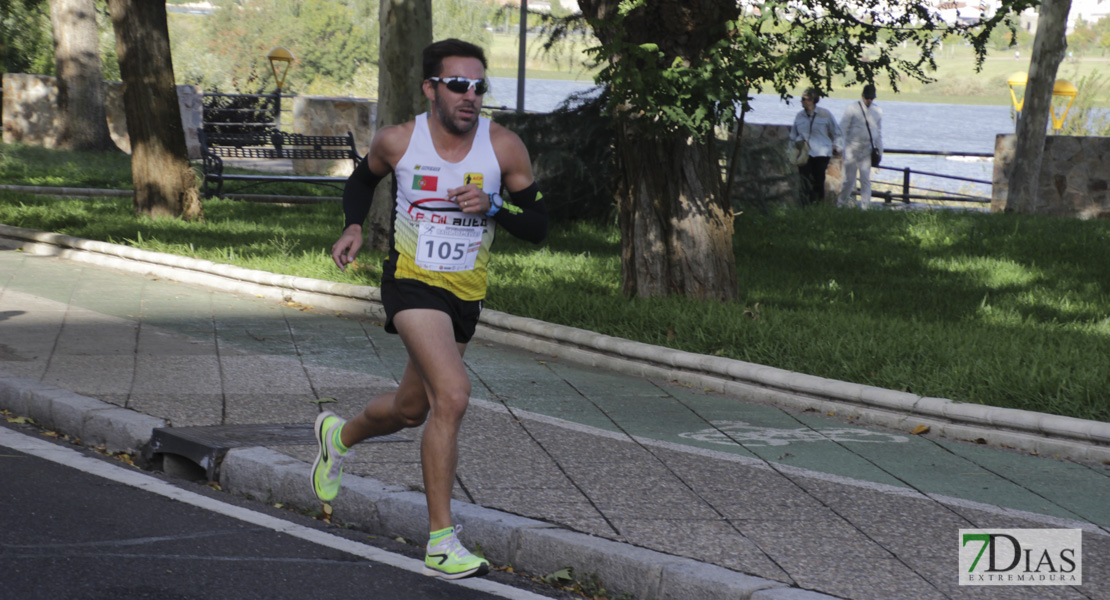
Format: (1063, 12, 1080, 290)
(992, 134, 1110, 218)
(292, 96, 375, 176)
(3, 74, 60, 148)
(2, 73, 203, 159)
(730, 122, 842, 207)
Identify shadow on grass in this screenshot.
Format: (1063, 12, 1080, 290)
(736, 205, 1110, 329)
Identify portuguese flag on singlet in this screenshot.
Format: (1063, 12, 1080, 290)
(412, 175, 438, 191)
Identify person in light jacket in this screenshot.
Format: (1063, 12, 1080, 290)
(837, 84, 883, 209)
(790, 87, 842, 205)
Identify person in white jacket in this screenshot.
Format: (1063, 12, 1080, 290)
(837, 84, 883, 209)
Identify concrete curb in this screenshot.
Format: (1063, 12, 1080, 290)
(0, 372, 165, 454)
(0, 371, 806, 600)
(218, 446, 795, 599)
(3, 223, 1108, 464)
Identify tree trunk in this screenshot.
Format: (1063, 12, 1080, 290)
(367, 0, 431, 252)
(49, 0, 115, 151)
(107, 0, 201, 220)
(578, 0, 740, 301)
(1005, 0, 1071, 213)
(615, 123, 737, 301)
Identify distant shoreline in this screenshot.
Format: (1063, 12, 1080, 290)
(489, 54, 1110, 109)
(490, 68, 1105, 108)
(489, 69, 1022, 108)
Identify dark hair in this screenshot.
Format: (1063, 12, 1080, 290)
(862, 84, 877, 99)
(803, 87, 821, 104)
(422, 39, 488, 79)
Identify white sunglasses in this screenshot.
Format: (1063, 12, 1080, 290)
(428, 76, 489, 95)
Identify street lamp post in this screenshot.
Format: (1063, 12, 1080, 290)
(267, 47, 295, 131)
(1049, 79, 1078, 133)
(1007, 72, 1079, 134)
(1007, 71, 1027, 131)
(517, 0, 527, 113)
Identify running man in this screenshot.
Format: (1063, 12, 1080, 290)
(311, 39, 548, 580)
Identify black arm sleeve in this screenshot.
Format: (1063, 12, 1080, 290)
(494, 181, 548, 244)
(342, 157, 387, 230)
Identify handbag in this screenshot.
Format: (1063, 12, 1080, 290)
(790, 140, 810, 166)
(862, 101, 880, 166)
(790, 112, 815, 166)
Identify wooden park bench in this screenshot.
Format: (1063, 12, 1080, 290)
(198, 129, 361, 198)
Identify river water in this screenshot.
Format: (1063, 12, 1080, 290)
(489, 76, 1014, 198)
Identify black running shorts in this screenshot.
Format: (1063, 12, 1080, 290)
(380, 278, 482, 344)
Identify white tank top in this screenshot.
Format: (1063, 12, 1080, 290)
(386, 113, 502, 301)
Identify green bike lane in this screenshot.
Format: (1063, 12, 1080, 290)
(462, 343, 1110, 530)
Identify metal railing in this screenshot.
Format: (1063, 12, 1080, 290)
(872, 149, 994, 205)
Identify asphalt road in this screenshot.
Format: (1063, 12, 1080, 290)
(0, 421, 566, 600)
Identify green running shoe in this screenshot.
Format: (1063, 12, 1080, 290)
(311, 410, 349, 502)
(422, 525, 490, 580)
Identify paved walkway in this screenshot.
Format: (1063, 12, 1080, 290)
(1, 233, 1108, 600)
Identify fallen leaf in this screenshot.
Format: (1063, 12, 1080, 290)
(307, 397, 338, 404)
(544, 567, 573, 584)
(911, 424, 931, 435)
(5, 416, 33, 424)
(206, 481, 222, 491)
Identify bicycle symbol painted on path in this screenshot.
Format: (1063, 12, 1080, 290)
(678, 420, 910, 447)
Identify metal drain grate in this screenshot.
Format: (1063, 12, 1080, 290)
(148, 423, 408, 481)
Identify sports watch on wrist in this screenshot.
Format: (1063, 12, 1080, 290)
(486, 192, 503, 217)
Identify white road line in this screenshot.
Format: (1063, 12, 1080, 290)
(0, 427, 551, 600)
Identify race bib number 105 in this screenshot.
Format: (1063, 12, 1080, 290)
(415, 223, 482, 272)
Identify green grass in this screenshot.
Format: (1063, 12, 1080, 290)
(2, 145, 1108, 424)
(0, 144, 133, 189)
